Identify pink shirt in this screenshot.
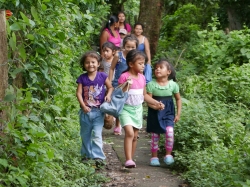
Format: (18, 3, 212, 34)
(118, 72, 146, 106)
(105, 29, 121, 47)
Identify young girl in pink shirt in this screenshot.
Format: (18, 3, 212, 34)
(118, 49, 164, 168)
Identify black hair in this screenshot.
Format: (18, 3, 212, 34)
(79, 51, 101, 71)
(101, 41, 116, 51)
(122, 34, 139, 48)
(134, 22, 144, 30)
(102, 15, 119, 37)
(154, 59, 177, 81)
(118, 11, 129, 30)
(123, 49, 147, 73)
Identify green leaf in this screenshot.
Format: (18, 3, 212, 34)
(44, 113, 52, 122)
(20, 12, 29, 24)
(36, 47, 46, 55)
(56, 32, 66, 42)
(41, 4, 47, 11)
(0, 159, 8, 168)
(50, 105, 61, 113)
(10, 22, 21, 31)
(10, 68, 24, 79)
(4, 94, 15, 101)
(19, 45, 26, 60)
(47, 150, 54, 159)
(29, 114, 39, 122)
(31, 6, 40, 22)
(26, 34, 35, 40)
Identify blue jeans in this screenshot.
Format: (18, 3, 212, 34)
(79, 108, 105, 160)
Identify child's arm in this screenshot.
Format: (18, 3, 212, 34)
(108, 52, 119, 82)
(174, 92, 182, 123)
(76, 83, 91, 113)
(143, 88, 164, 110)
(104, 78, 114, 102)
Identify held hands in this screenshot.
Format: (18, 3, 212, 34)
(156, 101, 165, 110)
(127, 77, 133, 85)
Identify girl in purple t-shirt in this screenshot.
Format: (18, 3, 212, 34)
(76, 51, 113, 165)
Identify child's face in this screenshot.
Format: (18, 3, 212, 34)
(124, 41, 137, 54)
(84, 56, 100, 73)
(120, 33, 126, 39)
(154, 64, 171, 78)
(130, 57, 145, 73)
(102, 47, 114, 60)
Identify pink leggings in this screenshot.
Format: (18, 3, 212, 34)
(151, 126, 174, 152)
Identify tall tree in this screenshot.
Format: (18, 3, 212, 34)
(0, 10, 8, 128)
(138, 0, 164, 58)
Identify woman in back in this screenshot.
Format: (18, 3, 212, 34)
(133, 22, 151, 65)
(100, 15, 120, 56)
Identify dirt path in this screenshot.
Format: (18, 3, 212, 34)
(101, 127, 186, 187)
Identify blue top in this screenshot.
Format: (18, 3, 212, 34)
(76, 72, 107, 107)
(112, 51, 128, 87)
(137, 37, 145, 52)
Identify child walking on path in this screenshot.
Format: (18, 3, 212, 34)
(76, 51, 113, 164)
(146, 59, 182, 166)
(99, 41, 116, 76)
(109, 34, 139, 135)
(118, 50, 164, 168)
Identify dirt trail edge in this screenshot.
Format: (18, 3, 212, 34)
(101, 127, 185, 187)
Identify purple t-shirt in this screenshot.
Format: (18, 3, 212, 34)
(76, 72, 107, 107)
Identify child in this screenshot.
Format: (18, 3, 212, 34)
(146, 59, 182, 166)
(118, 49, 164, 168)
(119, 28, 127, 48)
(99, 42, 116, 77)
(109, 34, 139, 135)
(76, 51, 113, 165)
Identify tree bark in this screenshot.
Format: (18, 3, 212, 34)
(227, 6, 242, 30)
(138, 0, 163, 59)
(0, 10, 8, 130)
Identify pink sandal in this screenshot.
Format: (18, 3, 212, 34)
(125, 160, 136, 168)
(114, 126, 122, 135)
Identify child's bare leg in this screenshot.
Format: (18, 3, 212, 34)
(114, 118, 122, 135)
(131, 128, 139, 159)
(124, 125, 134, 161)
(150, 133, 160, 166)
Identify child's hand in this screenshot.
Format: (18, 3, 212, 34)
(105, 95, 111, 102)
(127, 76, 133, 85)
(174, 115, 180, 123)
(159, 102, 165, 110)
(82, 106, 91, 113)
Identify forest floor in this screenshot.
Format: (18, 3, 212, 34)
(100, 126, 189, 187)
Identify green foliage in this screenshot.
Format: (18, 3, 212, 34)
(0, 0, 111, 186)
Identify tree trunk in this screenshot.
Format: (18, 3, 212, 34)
(138, 0, 163, 59)
(227, 6, 242, 30)
(0, 10, 8, 130)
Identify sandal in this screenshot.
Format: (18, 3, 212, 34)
(125, 160, 136, 168)
(164, 155, 174, 165)
(114, 126, 122, 135)
(150, 157, 160, 166)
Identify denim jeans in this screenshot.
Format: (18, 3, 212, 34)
(79, 108, 105, 160)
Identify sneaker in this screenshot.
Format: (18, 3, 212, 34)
(164, 155, 174, 165)
(125, 160, 136, 168)
(114, 126, 122, 135)
(150, 157, 160, 167)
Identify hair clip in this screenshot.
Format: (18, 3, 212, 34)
(108, 20, 111, 23)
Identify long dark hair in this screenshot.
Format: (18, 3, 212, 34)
(102, 15, 118, 37)
(118, 11, 129, 30)
(154, 59, 176, 81)
(79, 51, 101, 71)
(123, 49, 147, 73)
